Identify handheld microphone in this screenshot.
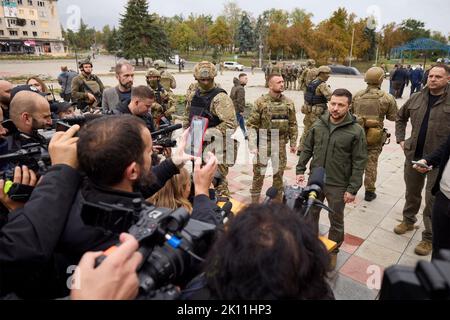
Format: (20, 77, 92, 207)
(263, 187, 279, 204)
(304, 167, 326, 217)
(219, 201, 233, 224)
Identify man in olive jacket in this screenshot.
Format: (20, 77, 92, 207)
(296, 89, 367, 270)
(394, 64, 450, 256)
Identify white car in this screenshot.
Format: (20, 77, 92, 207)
(223, 61, 245, 71)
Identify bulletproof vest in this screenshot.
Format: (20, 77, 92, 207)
(83, 76, 102, 95)
(353, 88, 385, 127)
(266, 96, 290, 134)
(189, 87, 227, 127)
(304, 79, 328, 105)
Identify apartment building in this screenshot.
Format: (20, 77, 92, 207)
(0, 0, 65, 56)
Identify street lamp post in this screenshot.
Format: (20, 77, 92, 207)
(349, 28, 355, 67)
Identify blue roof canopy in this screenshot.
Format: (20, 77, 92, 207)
(391, 38, 450, 57)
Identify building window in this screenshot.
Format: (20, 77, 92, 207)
(0, 30, 4, 36)
(33, 31, 37, 37)
(23, 31, 28, 36)
(19, 9, 24, 14)
(9, 30, 18, 36)
(28, 0, 33, 5)
(31, 20, 36, 26)
(37, 1, 45, 7)
(18, 0, 23, 4)
(38, 11, 47, 18)
(29, 10, 34, 16)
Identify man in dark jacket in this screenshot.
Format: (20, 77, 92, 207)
(113, 85, 156, 133)
(57, 66, 78, 102)
(296, 89, 367, 270)
(395, 64, 450, 256)
(391, 65, 409, 99)
(413, 133, 450, 260)
(230, 73, 248, 139)
(409, 66, 424, 96)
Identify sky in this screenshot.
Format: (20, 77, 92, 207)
(57, 0, 450, 35)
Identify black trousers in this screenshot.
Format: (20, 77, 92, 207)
(431, 191, 450, 260)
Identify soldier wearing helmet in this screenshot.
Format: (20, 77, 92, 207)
(298, 59, 318, 92)
(71, 58, 104, 112)
(153, 59, 177, 90)
(145, 67, 176, 128)
(351, 67, 398, 201)
(298, 65, 332, 152)
(184, 61, 238, 198)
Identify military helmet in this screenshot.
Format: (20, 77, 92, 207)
(146, 68, 161, 78)
(153, 60, 167, 69)
(365, 67, 385, 85)
(193, 61, 217, 80)
(307, 59, 316, 67)
(79, 58, 92, 69)
(317, 65, 332, 74)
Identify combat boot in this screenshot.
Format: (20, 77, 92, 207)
(393, 222, 414, 235)
(365, 191, 377, 202)
(414, 241, 432, 256)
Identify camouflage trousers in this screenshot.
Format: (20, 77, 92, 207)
(211, 137, 239, 198)
(251, 139, 287, 203)
(298, 109, 320, 153)
(364, 146, 383, 193)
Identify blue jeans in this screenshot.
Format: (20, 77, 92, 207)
(236, 113, 247, 137)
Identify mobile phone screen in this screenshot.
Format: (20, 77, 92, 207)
(186, 116, 208, 158)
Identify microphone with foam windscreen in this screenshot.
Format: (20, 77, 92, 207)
(219, 201, 233, 224)
(263, 187, 279, 204)
(303, 167, 326, 217)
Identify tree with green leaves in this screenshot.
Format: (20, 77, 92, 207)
(170, 22, 197, 56)
(400, 19, 430, 42)
(222, 1, 242, 52)
(119, 0, 170, 65)
(237, 12, 254, 55)
(208, 16, 232, 55)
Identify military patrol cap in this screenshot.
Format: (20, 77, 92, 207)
(365, 67, 385, 85)
(317, 66, 332, 74)
(153, 60, 167, 69)
(146, 68, 161, 78)
(193, 61, 217, 80)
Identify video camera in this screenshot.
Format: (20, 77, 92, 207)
(81, 197, 227, 299)
(0, 142, 50, 202)
(151, 123, 181, 149)
(379, 250, 450, 300)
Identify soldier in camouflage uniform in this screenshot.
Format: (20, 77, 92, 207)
(351, 67, 398, 201)
(298, 66, 332, 152)
(71, 59, 104, 112)
(247, 74, 298, 203)
(299, 59, 318, 92)
(184, 61, 238, 197)
(146, 68, 176, 128)
(154, 60, 177, 91)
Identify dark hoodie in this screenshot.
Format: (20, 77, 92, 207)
(230, 77, 245, 113)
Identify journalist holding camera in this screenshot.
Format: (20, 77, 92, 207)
(0, 113, 221, 299)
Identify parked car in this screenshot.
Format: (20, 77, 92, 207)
(223, 61, 245, 71)
(328, 65, 361, 75)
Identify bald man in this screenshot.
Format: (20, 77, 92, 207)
(0, 80, 13, 118)
(8, 91, 52, 150)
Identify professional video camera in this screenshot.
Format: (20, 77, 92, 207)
(52, 114, 104, 132)
(379, 250, 450, 300)
(81, 197, 230, 299)
(151, 123, 181, 149)
(0, 142, 50, 202)
(264, 167, 334, 217)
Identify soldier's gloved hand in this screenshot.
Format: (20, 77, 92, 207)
(172, 129, 195, 167)
(296, 174, 305, 185)
(290, 146, 297, 154)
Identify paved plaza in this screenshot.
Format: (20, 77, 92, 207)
(0, 55, 431, 299)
